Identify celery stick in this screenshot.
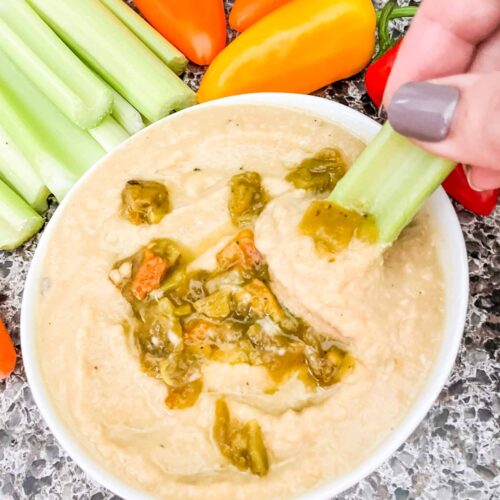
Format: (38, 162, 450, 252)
(89, 115, 130, 152)
(0, 0, 112, 129)
(83, 67, 145, 134)
(99, 0, 188, 75)
(0, 49, 104, 201)
(329, 123, 455, 243)
(0, 126, 49, 213)
(27, 0, 196, 123)
(110, 87, 145, 135)
(0, 178, 44, 250)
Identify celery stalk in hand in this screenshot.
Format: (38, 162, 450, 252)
(329, 123, 455, 243)
(0, 0, 112, 129)
(0, 178, 44, 250)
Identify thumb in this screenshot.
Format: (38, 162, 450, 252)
(387, 73, 500, 184)
(465, 165, 500, 191)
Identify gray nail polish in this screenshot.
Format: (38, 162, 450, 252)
(387, 82, 460, 142)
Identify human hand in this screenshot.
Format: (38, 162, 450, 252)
(383, 0, 500, 190)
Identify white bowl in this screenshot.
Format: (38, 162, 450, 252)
(21, 93, 469, 500)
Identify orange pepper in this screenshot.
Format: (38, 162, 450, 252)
(198, 0, 376, 101)
(0, 317, 16, 380)
(229, 0, 292, 32)
(133, 0, 227, 65)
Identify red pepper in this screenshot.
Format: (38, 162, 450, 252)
(365, 1, 498, 216)
(365, 40, 401, 108)
(442, 165, 499, 216)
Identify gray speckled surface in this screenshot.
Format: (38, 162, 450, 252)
(1, 1, 499, 499)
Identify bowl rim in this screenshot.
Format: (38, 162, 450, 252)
(20, 93, 469, 500)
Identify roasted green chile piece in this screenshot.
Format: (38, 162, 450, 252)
(246, 323, 275, 350)
(286, 147, 347, 193)
(148, 239, 181, 264)
(173, 303, 193, 317)
(205, 268, 244, 294)
(134, 298, 182, 362)
(121, 179, 170, 225)
(304, 343, 355, 386)
(245, 420, 269, 476)
(167, 269, 209, 306)
(160, 266, 187, 296)
(213, 399, 269, 476)
(234, 279, 285, 322)
(228, 171, 269, 227)
(193, 289, 233, 319)
(300, 200, 378, 255)
(159, 350, 199, 387)
(214, 398, 234, 461)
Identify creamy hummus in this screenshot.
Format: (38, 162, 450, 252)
(36, 105, 444, 499)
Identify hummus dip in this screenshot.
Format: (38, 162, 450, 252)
(36, 105, 444, 499)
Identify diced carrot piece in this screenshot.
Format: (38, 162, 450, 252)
(0, 318, 16, 380)
(216, 230, 264, 272)
(132, 248, 170, 300)
(183, 319, 216, 344)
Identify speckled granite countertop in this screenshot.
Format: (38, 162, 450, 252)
(1, 1, 499, 499)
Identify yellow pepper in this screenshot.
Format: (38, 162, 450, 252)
(198, 0, 376, 101)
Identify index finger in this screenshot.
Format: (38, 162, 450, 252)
(383, 0, 500, 106)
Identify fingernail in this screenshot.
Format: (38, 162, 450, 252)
(463, 164, 500, 192)
(463, 165, 483, 192)
(388, 82, 460, 142)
